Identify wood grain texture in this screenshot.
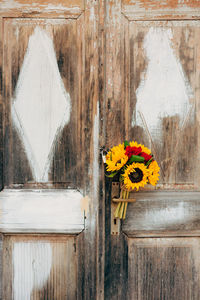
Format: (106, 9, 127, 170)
(0, 18, 3, 192)
(122, 0, 200, 20)
(97, 1, 106, 298)
(3, 18, 85, 189)
(0, 189, 84, 234)
(76, 1, 103, 299)
(1, 2, 103, 299)
(104, 1, 129, 299)
(0, 235, 2, 300)
(105, 0, 126, 147)
(0, 0, 84, 18)
(105, 3, 200, 300)
(128, 21, 199, 186)
(123, 191, 200, 237)
(3, 235, 77, 300)
(128, 237, 200, 300)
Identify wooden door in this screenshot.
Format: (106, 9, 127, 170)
(1, 1, 200, 300)
(0, 1, 104, 299)
(105, 1, 200, 299)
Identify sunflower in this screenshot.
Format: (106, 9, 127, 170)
(129, 141, 151, 155)
(106, 143, 128, 172)
(148, 160, 160, 186)
(123, 162, 149, 191)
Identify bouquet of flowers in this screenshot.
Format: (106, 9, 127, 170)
(104, 140, 160, 219)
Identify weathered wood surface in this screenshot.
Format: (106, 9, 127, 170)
(104, 1, 129, 299)
(76, 0, 104, 298)
(123, 191, 200, 237)
(0, 189, 84, 233)
(128, 237, 200, 300)
(0, 17, 3, 192)
(3, 18, 85, 188)
(1, 1, 103, 299)
(0, 235, 2, 300)
(128, 21, 199, 186)
(104, 1, 200, 300)
(0, 0, 84, 18)
(3, 235, 77, 300)
(122, 0, 200, 20)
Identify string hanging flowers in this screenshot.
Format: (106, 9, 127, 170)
(104, 140, 160, 219)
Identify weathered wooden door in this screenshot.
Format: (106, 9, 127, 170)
(0, 1, 103, 299)
(105, 1, 200, 299)
(1, 1, 200, 300)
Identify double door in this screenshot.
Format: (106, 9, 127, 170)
(0, 1, 200, 299)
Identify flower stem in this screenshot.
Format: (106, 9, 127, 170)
(119, 202, 125, 219)
(114, 202, 121, 218)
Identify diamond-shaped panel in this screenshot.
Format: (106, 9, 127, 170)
(12, 27, 71, 182)
(132, 27, 193, 141)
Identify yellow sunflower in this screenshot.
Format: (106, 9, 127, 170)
(129, 141, 151, 155)
(123, 163, 149, 191)
(106, 143, 128, 172)
(148, 160, 160, 186)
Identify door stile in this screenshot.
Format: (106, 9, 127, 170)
(104, 1, 129, 299)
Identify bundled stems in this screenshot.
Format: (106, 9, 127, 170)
(114, 189, 129, 219)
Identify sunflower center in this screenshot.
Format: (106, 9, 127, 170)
(129, 168, 143, 183)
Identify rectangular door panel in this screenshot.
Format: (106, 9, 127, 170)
(128, 238, 200, 300)
(3, 235, 77, 300)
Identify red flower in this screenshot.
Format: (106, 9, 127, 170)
(125, 146, 142, 158)
(140, 152, 152, 162)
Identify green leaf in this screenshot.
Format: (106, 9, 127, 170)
(146, 158, 153, 167)
(129, 155, 144, 163)
(124, 140, 130, 148)
(105, 171, 118, 178)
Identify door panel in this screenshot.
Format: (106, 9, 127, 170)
(128, 21, 199, 186)
(123, 191, 200, 237)
(3, 235, 77, 300)
(128, 238, 200, 300)
(3, 18, 83, 188)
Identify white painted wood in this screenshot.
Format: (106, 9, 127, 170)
(13, 242, 52, 300)
(12, 26, 71, 182)
(123, 191, 200, 237)
(132, 27, 193, 141)
(0, 189, 84, 233)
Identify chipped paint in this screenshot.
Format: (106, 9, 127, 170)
(13, 242, 52, 300)
(132, 27, 193, 140)
(0, 0, 83, 11)
(12, 26, 71, 182)
(0, 189, 84, 233)
(142, 202, 189, 228)
(122, 0, 200, 10)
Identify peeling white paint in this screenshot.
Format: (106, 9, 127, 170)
(0, 189, 84, 233)
(13, 242, 52, 300)
(0, 0, 81, 13)
(12, 26, 71, 182)
(142, 202, 189, 228)
(132, 27, 193, 140)
(0, 0, 21, 9)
